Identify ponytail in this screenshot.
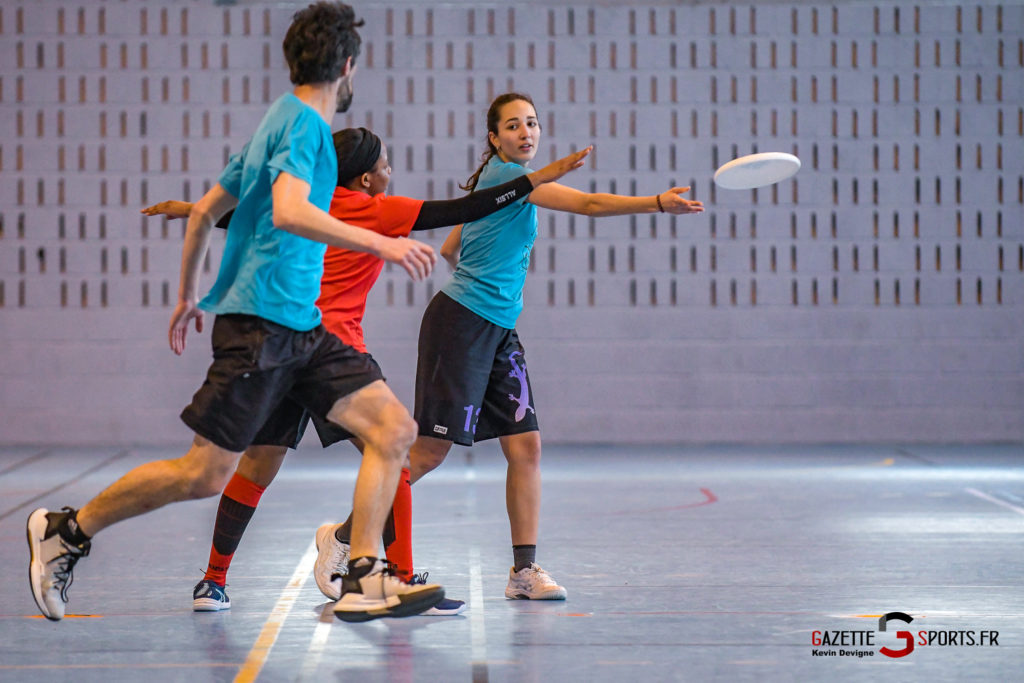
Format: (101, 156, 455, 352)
(460, 146, 498, 194)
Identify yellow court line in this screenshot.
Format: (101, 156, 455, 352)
(234, 540, 318, 683)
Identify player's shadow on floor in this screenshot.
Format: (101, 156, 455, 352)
(313, 602, 461, 682)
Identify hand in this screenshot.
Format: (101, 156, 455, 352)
(378, 237, 437, 281)
(168, 298, 204, 355)
(658, 187, 704, 214)
(142, 200, 193, 220)
(528, 145, 594, 187)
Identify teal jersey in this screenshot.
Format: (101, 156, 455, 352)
(442, 157, 537, 329)
(200, 93, 337, 331)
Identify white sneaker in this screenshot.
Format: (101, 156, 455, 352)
(27, 507, 91, 621)
(505, 563, 567, 600)
(333, 558, 445, 622)
(314, 523, 349, 600)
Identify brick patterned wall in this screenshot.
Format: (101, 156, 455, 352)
(1, 1, 1021, 445)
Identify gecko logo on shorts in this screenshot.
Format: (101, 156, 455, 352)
(507, 352, 535, 422)
(433, 425, 448, 435)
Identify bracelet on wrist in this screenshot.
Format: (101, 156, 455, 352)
(655, 193, 665, 213)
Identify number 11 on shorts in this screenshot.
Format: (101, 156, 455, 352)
(463, 404, 481, 434)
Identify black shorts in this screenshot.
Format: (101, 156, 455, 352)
(249, 399, 357, 449)
(181, 314, 383, 452)
(414, 292, 539, 446)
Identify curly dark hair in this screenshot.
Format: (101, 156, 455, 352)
(283, 2, 364, 85)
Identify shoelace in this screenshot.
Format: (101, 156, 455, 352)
(378, 560, 419, 589)
(326, 536, 351, 582)
(50, 541, 87, 602)
(48, 507, 89, 602)
(523, 564, 557, 586)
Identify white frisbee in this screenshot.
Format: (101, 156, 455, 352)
(713, 152, 801, 190)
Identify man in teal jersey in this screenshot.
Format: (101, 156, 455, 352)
(27, 1, 444, 624)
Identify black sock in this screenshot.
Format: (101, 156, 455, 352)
(335, 514, 353, 544)
(56, 509, 90, 546)
(346, 555, 378, 579)
(513, 544, 536, 572)
(381, 509, 397, 549)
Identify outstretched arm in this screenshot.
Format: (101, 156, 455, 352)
(271, 172, 436, 281)
(142, 201, 236, 229)
(527, 183, 704, 217)
(411, 146, 592, 231)
(168, 184, 237, 355)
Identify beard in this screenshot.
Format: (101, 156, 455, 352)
(336, 79, 354, 113)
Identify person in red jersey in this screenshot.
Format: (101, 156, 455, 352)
(143, 127, 591, 615)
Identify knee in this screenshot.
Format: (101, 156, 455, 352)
(365, 412, 417, 462)
(183, 465, 233, 499)
(410, 438, 451, 476)
(507, 441, 542, 470)
(394, 415, 418, 452)
(175, 446, 236, 499)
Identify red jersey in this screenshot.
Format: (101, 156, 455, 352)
(316, 188, 424, 352)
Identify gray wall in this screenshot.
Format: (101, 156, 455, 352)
(1, 1, 1022, 445)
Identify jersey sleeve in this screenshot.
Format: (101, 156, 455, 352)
(377, 195, 425, 237)
(216, 140, 250, 197)
(266, 109, 324, 186)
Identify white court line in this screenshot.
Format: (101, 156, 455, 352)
(296, 607, 334, 682)
(465, 452, 488, 677)
(965, 487, 1024, 516)
(234, 540, 318, 683)
(469, 547, 488, 676)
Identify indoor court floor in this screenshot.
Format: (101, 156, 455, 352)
(1, 442, 1021, 682)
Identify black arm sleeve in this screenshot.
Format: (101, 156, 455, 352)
(410, 174, 534, 231)
(214, 210, 234, 230)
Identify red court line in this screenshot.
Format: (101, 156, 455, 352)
(608, 488, 718, 516)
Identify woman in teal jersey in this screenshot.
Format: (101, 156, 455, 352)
(412, 92, 704, 600)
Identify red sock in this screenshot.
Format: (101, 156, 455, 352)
(203, 473, 265, 585)
(384, 467, 414, 581)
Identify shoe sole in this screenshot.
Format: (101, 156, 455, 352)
(193, 599, 231, 612)
(504, 588, 568, 600)
(314, 523, 343, 601)
(26, 509, 61, 622)
(422, 602, 467, 616)
(334, 586, 445, 623)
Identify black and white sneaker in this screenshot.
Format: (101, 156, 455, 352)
(27, 507, 91, 621)
(333, 557, 444, 623)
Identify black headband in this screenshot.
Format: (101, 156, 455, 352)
(334, 127, 382, 184)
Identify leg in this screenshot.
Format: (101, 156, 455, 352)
(500, 431, 542, 547)
(322, 437, 465, 615)
(499, 430, 566, 601)
(28, 436, 242, 620)
(327, 381, 445, 621)
(326, 380, 416, 561)
(194, 446, 287, 611)
(408, 435, 454, 484)
(77, 436, 242, 536)
(234, 445, 288, 487)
